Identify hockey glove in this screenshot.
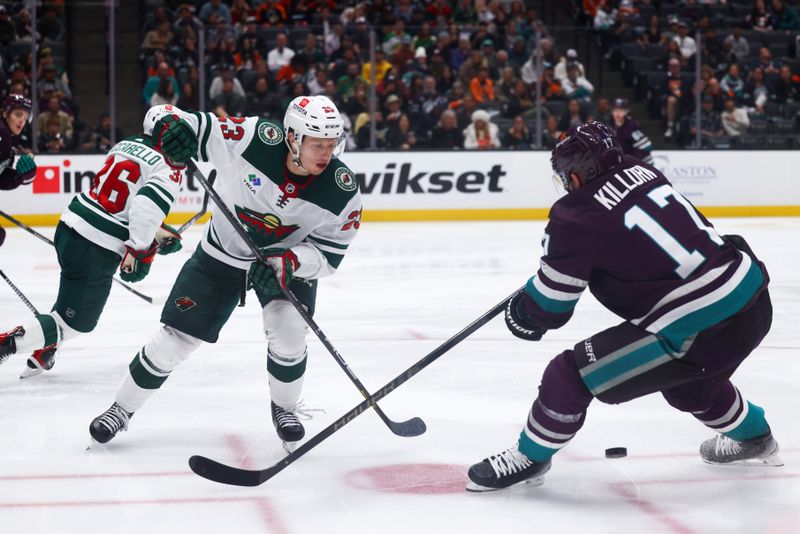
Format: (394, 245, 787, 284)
(119, 242, 158, 283)
(155, 223, 183, 255)
(153, 114, 198, 164)
(248, 248, 299, 297)
(505, 292, 547, 341)
(14, 155, 36, 185)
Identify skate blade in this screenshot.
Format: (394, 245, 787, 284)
(19, 365, 43, 379)
(281, 440, 299, 454)
(465, 475, 546, 493)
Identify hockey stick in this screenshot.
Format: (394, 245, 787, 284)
(0, 269, 40, 316)
(189, 287, 519, 486)
(187, 160, 426, 438)
(174, 169, 216, 235)
(0, 210, 155, 304)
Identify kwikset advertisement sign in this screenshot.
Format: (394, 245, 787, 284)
(2, 151, 798, 222)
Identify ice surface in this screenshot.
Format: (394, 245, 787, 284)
(0, 218, 797, 534)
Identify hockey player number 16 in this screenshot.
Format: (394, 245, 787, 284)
(624, 184, 723, 279)
(90, 156, 142, 214)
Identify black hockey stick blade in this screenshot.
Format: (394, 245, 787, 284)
(386, 416, 426, 437)
(189, 455, 263, 487)
(189, 288, 518, 487)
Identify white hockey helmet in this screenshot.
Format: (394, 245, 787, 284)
(143, 104, 183, 136)
(284, 95, 345, 169)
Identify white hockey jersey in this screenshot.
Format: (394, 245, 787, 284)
(144, 106, 361, 279)
(60, 136, 185, 257)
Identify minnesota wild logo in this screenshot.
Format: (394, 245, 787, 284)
(175, 296, 197, 312)
(258, 123, 284, 145)
(335, 167, 357, 192)
(235, 206, 300, 247)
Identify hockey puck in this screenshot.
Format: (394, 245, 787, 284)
(605, 447, 627, 459)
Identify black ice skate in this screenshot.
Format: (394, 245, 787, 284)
(271, 401, 305, 452)
(700, 430, 783, 466)
(0, 326, 24, 364)
(20, 344, 57, 379)
(89, 402, 134, 444)
(466, 446, 551, 492)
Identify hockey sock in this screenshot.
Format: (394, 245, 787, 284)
(116, 348, 170, 412)
(9, 314, 58, 353)
(723, 402, 769, 442)
(267, 349, 306, 408)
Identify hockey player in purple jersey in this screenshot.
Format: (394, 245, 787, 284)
(467, 121, 780, 492)
(610, 98, 653, 164)
(0, 94, 36, 247)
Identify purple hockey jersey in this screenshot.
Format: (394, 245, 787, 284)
(522, 155, 767, 352)
(0, 119, 22, 190)
(612, 116, 653, 164)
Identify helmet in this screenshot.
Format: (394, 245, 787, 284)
(611, 98, 629, 110)
(143, 103, 182, 136)
(550, 121, 622, 192)
(3, 93, 32, 121)
(284, 95, 345, 169)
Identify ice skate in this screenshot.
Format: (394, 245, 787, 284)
(0, 326, 24, 364)
(271, 401, 305, 453)
(466, 445, 551, 492)
(19, 344, 57, 379)
(89, 402, 133, 444)
(700, 430, 783, 466)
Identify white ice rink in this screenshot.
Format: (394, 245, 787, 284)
(0, 217, 798, 534)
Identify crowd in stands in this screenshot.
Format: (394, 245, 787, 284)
(598, 0, 800, 148)
(140, 0, 624, 151)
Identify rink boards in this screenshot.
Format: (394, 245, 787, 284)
(2, 150, 799, 225)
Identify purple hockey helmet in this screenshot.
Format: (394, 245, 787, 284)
(550, 121, 622, 192)
(3, 93, 32, 120)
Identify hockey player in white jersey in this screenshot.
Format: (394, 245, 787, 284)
(0, 127, 186, 378)
(88, 96, 362, 451)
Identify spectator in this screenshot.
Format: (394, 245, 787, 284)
(307, 68, 328, 96)
(0, 6, 16, 44)
(208, 64, 245, 100)
(751, 47, 781, 77)
(361, 49, 393, 84)
(463, 109, 500, 150)
(502, 115, 532, 149)
(39, 116, 67, 153)
(212, 75, 246, 117)
(561, 63, 594, 103)
(558, 99, 587, 131)
(772, 65, 800, 103)
(593, 2, 617, 31)
(690, 95, 724, 145)
(642, 14, 665, 46)
(455, 92, 478, 130)
(142, 20, 174, 53)
(539, 64, 565, 102)
(720, 98, 750, 136)
(150, 78, 178, 108)
(591, 96, 612, 125)
(554, 49, 585, 82)
(38, 6, 64, 41)
(431, 108, 464, 149)
(724, 25, 750, 63)
(276, 53, 310, 88)
(495, 66, 518, 107)
(14, 8, 37, 42)
(177, 81, 198, 110)
(386, 113, 417, 149)
(142, 61, 180, 105)
(721, 63, 746, 101)
(662, 58, 691, 138)
(355, 110, 387, 148)
(37, 97, 73, 151)
(382, 19, 411, 55)
(199, 0, 232, 25)
(542, 114, 563, 149)
(246, 77, 277, 118)
(408, 75, 448, 142)
(383, 93, 403, 129)
(771, 0, 800, 30)
(673, 21, 697, 61)
(234, 35, 263, 72)
(229, 0, 255, 25)
(267, 33, 295, 74)
(746, 67, 770, 114)
(38, 64, 72, 103)
(747, 0, 773, 32)
(469, 65, 495, 105)
(508, 36, 529, 70)
(80, 113, 122, 154)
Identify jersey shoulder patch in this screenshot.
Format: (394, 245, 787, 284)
(241, 120, 287, 178)
(302, 158, 359, 215)
(254, 119, 284, 146)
